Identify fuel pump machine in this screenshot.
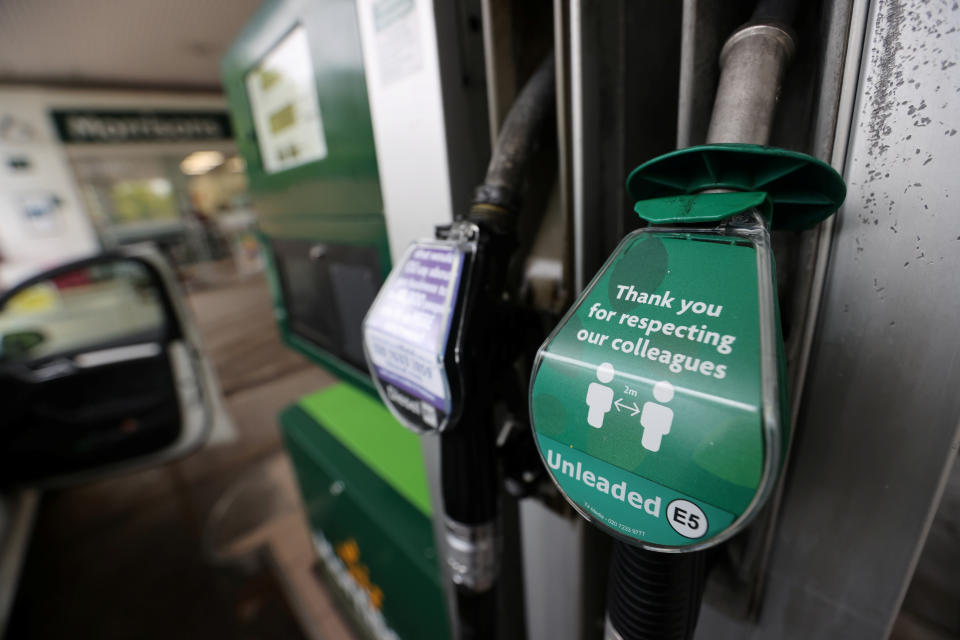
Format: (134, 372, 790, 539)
(224, 0, 960, 638)
(221, 0, 488, 637)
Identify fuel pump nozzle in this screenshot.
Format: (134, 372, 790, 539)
(606, 19, 798, 638)
(529, 3, 844, 640)
(364, 54, 556, 640)
(438, 53, 556, 639)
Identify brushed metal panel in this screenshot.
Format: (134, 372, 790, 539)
(697, 0, 960, 637)
(520, 499, 583, 640)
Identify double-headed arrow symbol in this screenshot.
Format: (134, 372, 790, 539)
(614, 398, 640, 417)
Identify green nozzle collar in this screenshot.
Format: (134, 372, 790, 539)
(626, 144, 846, 229)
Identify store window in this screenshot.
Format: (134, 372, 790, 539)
(69, 150, 258, 280)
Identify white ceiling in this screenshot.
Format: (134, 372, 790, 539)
(0, 0, 264, 90)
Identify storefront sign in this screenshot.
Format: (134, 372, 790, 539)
(51, 110, 233, 143)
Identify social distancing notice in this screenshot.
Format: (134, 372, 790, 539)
(530, 230, 771, 548)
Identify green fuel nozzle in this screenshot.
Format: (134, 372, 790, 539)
(531, 9, 848, 640)
(529, 144, 845, 555)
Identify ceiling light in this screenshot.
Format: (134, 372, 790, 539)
(180, 151, 225, 175)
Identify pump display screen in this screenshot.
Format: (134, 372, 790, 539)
(271, 238, 381, 372)
(530, 229, 776, 549)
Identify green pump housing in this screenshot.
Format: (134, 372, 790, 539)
(529, 144, 845, 551)
(221, 2, 450, 638)
(221, 0, 389, 392)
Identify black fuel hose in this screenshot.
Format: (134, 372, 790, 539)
(606, 543, 707, 640)
(471, 52, 556, 220)
(454, 583, 499, 640)
(440, 51, 556, 640)
(438, 312, 502, 639)
(441, 418, 499, 526)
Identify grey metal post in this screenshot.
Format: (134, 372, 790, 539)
(706, 24, 795, 145)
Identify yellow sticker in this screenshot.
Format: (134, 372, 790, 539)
(7, 283, 60, 313)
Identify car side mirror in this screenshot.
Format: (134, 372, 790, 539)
(0, 257, 174, 364)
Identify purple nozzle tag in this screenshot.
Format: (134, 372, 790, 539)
(363, 241, 466, 433)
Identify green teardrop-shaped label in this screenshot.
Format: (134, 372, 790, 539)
(530, 228, 777, 549)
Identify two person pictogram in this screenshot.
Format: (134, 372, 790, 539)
(586, 362, 675, 452)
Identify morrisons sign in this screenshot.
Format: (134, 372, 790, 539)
(51, 110, 233, 143)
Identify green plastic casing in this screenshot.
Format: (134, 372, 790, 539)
(222, 2, 451, 637)
(530, 145, 844, 551)
(221, 0, 390, 394)
(627, 144, 846, 228)
(283, 384, 449, 639)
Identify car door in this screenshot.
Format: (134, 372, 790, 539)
(0, 246, 221, 634)
(0, 246, 215, 485)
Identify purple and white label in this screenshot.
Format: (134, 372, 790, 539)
(363, 243, 464, 430)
